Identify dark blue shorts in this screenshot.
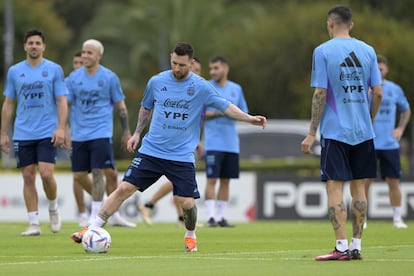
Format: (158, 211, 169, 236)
(13, 138, 57, 168)
(71, 138, 115, 172)
(320, 138, 377, 181)
(123, 153, 200, 198)
(205, 151, 239, 179)
(375, 149, 401, 179)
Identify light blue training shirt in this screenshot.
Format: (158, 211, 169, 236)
(139, 70, 230, 163)
(3, 59, 67, 140)
(66, 65, 125, 141)
(373, 80, 410, 150)
(203, 80, 248, 153)
(311, 37, 382, 145)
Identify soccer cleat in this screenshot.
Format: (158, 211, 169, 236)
(393, 220, 408, 229)
(139, 205, 153, 225)
(49, 209, 62, 233)
(108, 216, 137, 227)
(71, 226, 88, 243)
(315, 248, 350, 261)
(207, 217, 218, 227)
(21, 224, 41, 236)
(350, 249, 363, 260)
(217, 218, 235, 227)
(184, 237, 198, 252)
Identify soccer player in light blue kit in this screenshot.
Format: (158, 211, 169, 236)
(66, 39, 133, 227)
(301, 5, 382, 261)
(71, 43, 267, 252)
(203, 56, 248, 227)
(1, 29, 68, 236)
(365, 55, 411, 229)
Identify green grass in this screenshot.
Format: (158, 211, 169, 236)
(0, 221, 413, 276)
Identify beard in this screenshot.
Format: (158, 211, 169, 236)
(28, 51, 41, 60)
(173, 69, 190, 80)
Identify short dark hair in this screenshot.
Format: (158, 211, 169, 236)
(193, 56, 201, 64)
(210, 56, 228, 65)
(377, 54, 388, 65)
(24, 29, 45, 43)
(172, 42, 194, 59)
(328, 5, 352, 25)
(74, 51, 82, 57)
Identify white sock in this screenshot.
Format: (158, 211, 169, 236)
(89, 201, 102, 224)
(336, 239, 348, 252)
(215, 200, 227, 221)
(393, 206, 402, 221)
(185, 229, 196, 239)
(79, 212, 88, 220)
(28, 211, 39, 225)
(90, 216, 106, 228)
(204, 199, 215, 219)
(349, 238, 361, 251)
(111, 211, 121, 220)
(48, 199, 58, 211)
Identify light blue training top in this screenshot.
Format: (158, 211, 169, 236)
(203, 80, 248, 153)
(311, 37, 382, 145)
(3, 59, 67, 140)
(139, 70, 230, 163)
(66, 65, 125, 141)
(373, 80, 410, 150)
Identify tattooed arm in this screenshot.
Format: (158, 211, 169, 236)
(393, 108, 411, 141)
(301, 87, 327, 154)
(126, 106, 152, 153)
(114, 100, 131, 149)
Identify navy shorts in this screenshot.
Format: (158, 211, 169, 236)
(123, 153, 200, 198)
(320, 138, 377, 181)
(205, 151, 239, 179)
(375, 149, 401, 179)
(13, 138, 57, 168)
(71, 138, 115, 172)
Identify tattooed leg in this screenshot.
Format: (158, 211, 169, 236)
(350, 179, 367, 239)
(183, 205, 198, 231)
(326, 180, 347, 240)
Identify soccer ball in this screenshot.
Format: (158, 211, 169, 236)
(81, 227, 112, 254)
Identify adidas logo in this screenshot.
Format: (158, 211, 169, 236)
(161, 86, 167, 92)
(340, 51, 362, 68)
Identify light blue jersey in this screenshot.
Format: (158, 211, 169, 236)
(139, 70, 230, 163)
(204, 80, 248, 153)
(311, 37, 382, 145)
(66, 65, 125, 141)
(373, 80, 409, 149)
(3, 59, 67, 140)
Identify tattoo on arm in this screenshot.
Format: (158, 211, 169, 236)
(309, 88, 326, 135)
(134, 107, 151, 135)
(397, 109, 411, 131)
(117, 106, 130, 133)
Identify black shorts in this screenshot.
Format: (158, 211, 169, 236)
(376, 149, 401, 179)
(71, 138, 115, 172)
(205, 151, 240, 179)
(123, 153, 200, 198)
(320, 138, 377, 181)
(13, 138, 57, 168)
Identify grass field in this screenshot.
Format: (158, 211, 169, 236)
(0, 220, 412, 276)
